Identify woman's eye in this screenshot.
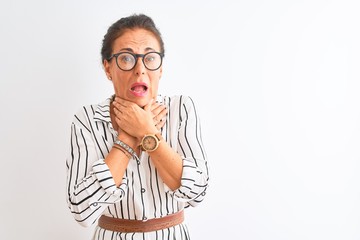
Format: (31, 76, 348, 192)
(121, 56, 133, 62)
(145, 56, 155, 62)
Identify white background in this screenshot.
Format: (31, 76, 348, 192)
(1, 0, 360, 239)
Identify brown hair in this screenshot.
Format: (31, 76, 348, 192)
(101, 13, 165, 64)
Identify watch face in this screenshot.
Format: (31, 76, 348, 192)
(143, 135, 157, 151)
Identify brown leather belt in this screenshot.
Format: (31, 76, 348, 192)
(98, 211, 184, 233)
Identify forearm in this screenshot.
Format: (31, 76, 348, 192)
(148, 141, 183, 190)
(104, 147, 131, 186)
(67, 157, 128, 227)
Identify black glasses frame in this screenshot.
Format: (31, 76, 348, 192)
(107, 51, 164, 71)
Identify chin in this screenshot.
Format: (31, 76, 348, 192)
(126, 94, 153, 108)
(141, 99, 151, 108)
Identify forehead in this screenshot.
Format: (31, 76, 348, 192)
(112, 28, 161, 53)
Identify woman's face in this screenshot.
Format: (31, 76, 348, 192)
(104, 28, 163, 107)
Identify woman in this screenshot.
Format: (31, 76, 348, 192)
(66, 13, 209, 240)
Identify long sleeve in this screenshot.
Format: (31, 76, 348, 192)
(164, 96, 209, 207)
(65, 107, 127, 227)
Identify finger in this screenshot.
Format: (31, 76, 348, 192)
(156, 107, 167, 120)
(113, 100, 134, 114)
(113, 107, 123, 120)
(151, 104, 166, 118)
(150, 101, 161, 111)
(115, 97, 133, 107)
(113, 109, 122, 126)
(154, 106, 167, 125)
(153, 109, 167, 127)
(156, 118, 166, 130)
(113, 102, 123, 114)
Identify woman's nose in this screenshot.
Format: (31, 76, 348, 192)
(134, 57, 145, 75)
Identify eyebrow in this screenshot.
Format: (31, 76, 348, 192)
(118, 47, 156, 53)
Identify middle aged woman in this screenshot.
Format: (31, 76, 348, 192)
(66, 13, 209, 240)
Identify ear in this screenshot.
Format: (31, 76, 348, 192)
(103, 59, 112, 80)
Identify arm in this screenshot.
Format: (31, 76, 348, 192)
(170, 96, 209, 206)
(146, 137, 183, 190)
(104, 131, 134, 186)
(65, 110, 128, 227)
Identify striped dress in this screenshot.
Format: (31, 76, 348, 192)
(66, 94, 209, 240)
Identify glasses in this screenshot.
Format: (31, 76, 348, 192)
(107, 51, 164, 71)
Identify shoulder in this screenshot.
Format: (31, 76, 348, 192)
(71, 96, 112, 127)
(160, 95, 200, 119)
(71, 104, 98, 127)
(73, 104, 97, 119)
(161, 94, 196, 107)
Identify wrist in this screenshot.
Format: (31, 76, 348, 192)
(112, 145, 132, 159)
(140, 126, 159, 139)
(117, 135, 137, 150)
(140, 132, 163, 152)
(136, 127, 158, 143)
(114, 139, 139, 160)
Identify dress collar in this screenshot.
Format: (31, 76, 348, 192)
(93, 95, 113, 123)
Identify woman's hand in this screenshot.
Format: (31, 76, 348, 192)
(113, 97, 167, 140)
(150, 101, 167, 131)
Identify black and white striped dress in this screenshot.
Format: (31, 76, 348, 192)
(66, 94, 209, 240)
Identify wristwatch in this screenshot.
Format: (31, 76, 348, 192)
(140, 133, 162, 152)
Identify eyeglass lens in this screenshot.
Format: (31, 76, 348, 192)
(116, 52, 162, 71)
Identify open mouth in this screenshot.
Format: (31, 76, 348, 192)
(130, 83, 148, 96)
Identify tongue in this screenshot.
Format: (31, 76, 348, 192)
(132, 85, 145, 93)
